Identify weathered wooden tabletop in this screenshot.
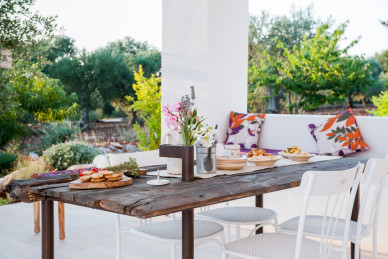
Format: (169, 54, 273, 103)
(7, 157, 362, 219)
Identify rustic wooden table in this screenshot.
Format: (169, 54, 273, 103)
(7, 157, 363, 259)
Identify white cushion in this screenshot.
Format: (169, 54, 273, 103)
(224, 233, 319, 259)
(279, 215, 370, 242)
(196, 206, 276, 225)
(131, 219, 223, 241)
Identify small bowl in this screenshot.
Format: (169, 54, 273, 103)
(248, 156, 281, 166)
(216, 156, 247, 164)
(285, 153, 315, 162)
(216, 163, 247, 170)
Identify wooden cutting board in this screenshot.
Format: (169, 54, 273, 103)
(69, 175, 133, 189)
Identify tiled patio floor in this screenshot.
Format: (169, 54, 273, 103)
(0, 198, 387, 259)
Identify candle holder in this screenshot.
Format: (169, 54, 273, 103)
(159, 144, 194, 181)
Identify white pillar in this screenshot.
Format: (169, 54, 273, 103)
(161, 0, 248, 143)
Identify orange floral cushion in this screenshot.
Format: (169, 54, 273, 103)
(308, 109, 369, 156)
(225, 111, 265, 149)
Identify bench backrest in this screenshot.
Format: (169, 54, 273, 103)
(258, 114, 388, 159)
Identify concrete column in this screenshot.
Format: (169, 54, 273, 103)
(161, 0, 248, 143)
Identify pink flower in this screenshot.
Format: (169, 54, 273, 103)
(162, 102, 182, 130)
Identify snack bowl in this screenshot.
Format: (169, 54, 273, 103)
(216, 156, 247, 164)
(285, 153, 315, 162)
(248, 156, 281, 167)
(216, 163, 247, 170)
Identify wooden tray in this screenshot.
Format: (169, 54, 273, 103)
(69, 175, 133, 189)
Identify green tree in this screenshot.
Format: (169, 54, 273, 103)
(351, 59, 386, 104)
(39, 35, 76, 63)
(248, 5, 323, 112)
(375, 50, 388, 82)
(47, 48, 134, 126)
(46, 36, 161, 125)
(251, 23, 375, 113)
(0, 0, 59, 54)
(0, 0, 77, 148)
(0, 59, 77, 147)
(127, 66, 161, 151)
(279, 23, 374, 112)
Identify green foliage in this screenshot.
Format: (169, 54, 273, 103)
(250, 23, 375, 113)
(107, 157, 140, 177)
(41, 121, 81, 149)
(249, 5, 318, 62)
(281, 24, 374, 112)
(0, 0, 59, 52)
(43, 142, 101, 170)
(0, 153, 17, 176)
(370, 91, 388, 116)
(0, 198, 9, 206)
(42, 35, 76, 62)
(127, 66, 161, 151)
(89, 108, 104, 122)
(0, 59, 78, 147)
(45, 36, 161, 125)
(375, 50, 388, 82)
(248, 5, 323, 112)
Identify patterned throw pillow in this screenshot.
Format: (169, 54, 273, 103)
(225, 111, 266, 149)
(308, 109, 369, 156)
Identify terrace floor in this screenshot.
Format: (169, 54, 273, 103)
(0, 198, 387, 259)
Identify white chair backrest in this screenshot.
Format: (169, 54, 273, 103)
(299, 165, 362, 196)
(295, 163, 363, 259)
(357, 158, 388, 245)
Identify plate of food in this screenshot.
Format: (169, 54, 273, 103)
(279, 146, 315, 162)
(69, 170, 132, 189)
(247, 149, 281, 166)
(248, 155, 281, 166)
(246, 148, 273, 158)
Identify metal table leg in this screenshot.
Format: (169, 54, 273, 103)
(42, 199, 54, 259)
(255, 194, 263, 234)
(182, 208, 194, 259)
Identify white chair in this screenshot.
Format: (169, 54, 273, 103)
(222, 163, 363, 259)
(196, 205, 278, 242)
(279, 158, 388, 259)
(116, 213, 225, 259)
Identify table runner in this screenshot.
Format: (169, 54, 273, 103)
(148, 155, 342, 179)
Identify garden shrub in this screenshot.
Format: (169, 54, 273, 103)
(12, 156, 53, 180)
(0, 198, 9, 206)
(43, 142, 102, 170)
(0, 153, 18, 176)
(126, 66, 161, 151)
(370, 90, 388, 116)
(42, 121, 81, 148)
(89, 108, 104, 122)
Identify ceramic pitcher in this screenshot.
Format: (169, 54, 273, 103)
(162, 130, 183, 174)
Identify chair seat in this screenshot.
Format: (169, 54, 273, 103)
(224, 233, 319, 259)
(196, 206, 277, 225)
(279, 215, 369, 242)
(130, 219, 223, 241)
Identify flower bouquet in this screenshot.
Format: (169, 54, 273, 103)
(162, 86, 217, 174)
(162, 86, 216, 147)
